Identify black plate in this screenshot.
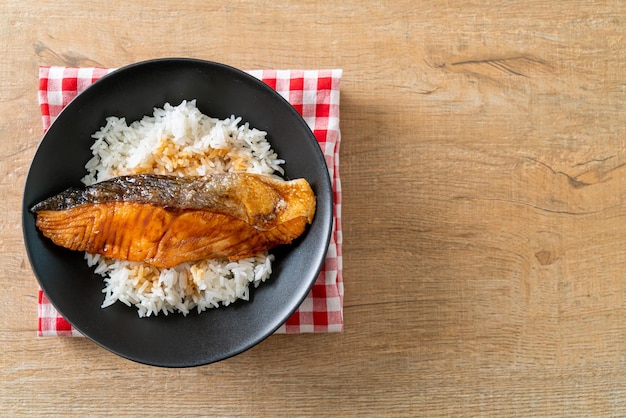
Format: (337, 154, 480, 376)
(22, 58, 332, 367)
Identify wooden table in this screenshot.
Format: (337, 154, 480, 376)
(2, 1, 626, 415)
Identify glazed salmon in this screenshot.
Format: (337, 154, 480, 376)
(31, 173, 316, 268)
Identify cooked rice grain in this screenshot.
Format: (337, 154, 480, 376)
(82, 100, 282, 317)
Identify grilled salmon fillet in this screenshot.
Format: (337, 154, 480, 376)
(31, 173, 316, 268)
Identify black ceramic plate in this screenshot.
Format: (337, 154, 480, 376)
(22, 58, 332, 367)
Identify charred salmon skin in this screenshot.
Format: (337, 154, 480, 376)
(31, 173, 316, 268)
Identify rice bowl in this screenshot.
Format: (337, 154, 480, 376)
(22, 58, 333, 367)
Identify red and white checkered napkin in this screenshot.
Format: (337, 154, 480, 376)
(36, 66, 343, 335)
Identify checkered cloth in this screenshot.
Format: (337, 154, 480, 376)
(37, 65, 343, 335)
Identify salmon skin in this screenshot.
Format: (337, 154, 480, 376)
(31, 173, 316, 268)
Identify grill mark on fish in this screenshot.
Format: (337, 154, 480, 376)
(31, 173, 316, 268)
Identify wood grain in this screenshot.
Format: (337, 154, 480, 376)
(2, 0, 626, 415)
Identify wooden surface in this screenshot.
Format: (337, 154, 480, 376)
(2, 1, 626, 415)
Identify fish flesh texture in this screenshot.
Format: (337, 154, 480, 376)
(32, 173, 316, 267)
(31, 173, 316, 268)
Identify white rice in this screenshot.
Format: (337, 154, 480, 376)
(82, 100, 285, 317)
